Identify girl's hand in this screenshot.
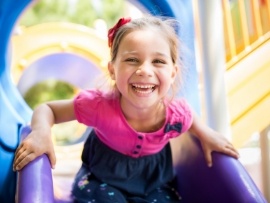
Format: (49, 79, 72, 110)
(189, 112, 239, 167)
(13, 128, 56, 171)
(199, 128, 239, 167)
(13, 100, 75, 171)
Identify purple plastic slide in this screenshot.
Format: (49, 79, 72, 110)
(17, 125, 267, 203)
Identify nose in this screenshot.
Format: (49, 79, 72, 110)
(135, 62, 153, 77)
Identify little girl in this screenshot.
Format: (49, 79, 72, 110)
(14, 16, 239, 202)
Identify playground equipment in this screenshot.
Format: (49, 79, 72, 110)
(11, 22, 107, 94)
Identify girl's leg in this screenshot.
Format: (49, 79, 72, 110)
(72, 166, 127, 203)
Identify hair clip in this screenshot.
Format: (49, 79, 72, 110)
(108, 17, 131, 47)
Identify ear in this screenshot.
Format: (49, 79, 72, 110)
(171, 65, 178, 82)
(108, 62, 115, 80)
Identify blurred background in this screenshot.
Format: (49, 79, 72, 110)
(0, 0, 270, 202)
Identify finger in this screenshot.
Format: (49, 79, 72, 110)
(14, 139, 32, 158)
(14, 143, 26, 158)
(224, 146, 239, 159)
(46, 149, 56, 169)
(14, 148, 29, 170)
(204, 149, 213, 167)
(14, 152, 35, 171)
(13, 146, 27, 169)
(225, 142, 239, 153)
(225, 144, 237, 152)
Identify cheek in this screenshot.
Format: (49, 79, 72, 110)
(114, 71, 129, 87)
(116, 68, 134, 80)
(158, 71, 175, 91)
(159, 68, 174, 80)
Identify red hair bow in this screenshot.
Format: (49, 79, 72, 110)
(108, 17, 131, 47)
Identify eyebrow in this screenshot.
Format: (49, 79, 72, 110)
(121, 51, 136, 55)
(121, 51, 170, 58)
(154, 52, 170, 58)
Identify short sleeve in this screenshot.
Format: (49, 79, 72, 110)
(73, 90, 103, 126)
(165, 99, 193, 137)
(176, 99, 193, 133)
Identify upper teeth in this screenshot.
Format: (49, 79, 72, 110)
(132, 84, 155, 88)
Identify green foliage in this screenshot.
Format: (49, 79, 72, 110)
(24, 80, 76, 109)
(19, 0, 125, 28)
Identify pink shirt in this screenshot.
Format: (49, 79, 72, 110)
(74, 90, 193, 158)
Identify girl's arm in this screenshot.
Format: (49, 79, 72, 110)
(188, 112, 239, 167)
(13, 99, 75, 171)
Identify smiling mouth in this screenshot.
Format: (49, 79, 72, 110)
(131, 84, 156, 94)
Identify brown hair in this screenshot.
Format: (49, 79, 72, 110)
(109, 15, 185, 99)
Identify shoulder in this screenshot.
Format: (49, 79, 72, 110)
(165, 98, 193, 134)
(166, 98, 192, 115)
(74, 89, 115, 105)
(75, 89, 104, 100)
(73, 89, 118, 125)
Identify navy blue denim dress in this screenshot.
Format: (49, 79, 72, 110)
(71, 130, 181, 203)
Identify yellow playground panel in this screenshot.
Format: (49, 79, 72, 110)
(11, 22, 110, 84)
(226, 37, 270, 148)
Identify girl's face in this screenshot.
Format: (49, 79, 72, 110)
(108, 29, 177, 113)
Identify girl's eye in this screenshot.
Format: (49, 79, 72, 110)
(126, 58, 138, 63)
(153, 59, 165, 64)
